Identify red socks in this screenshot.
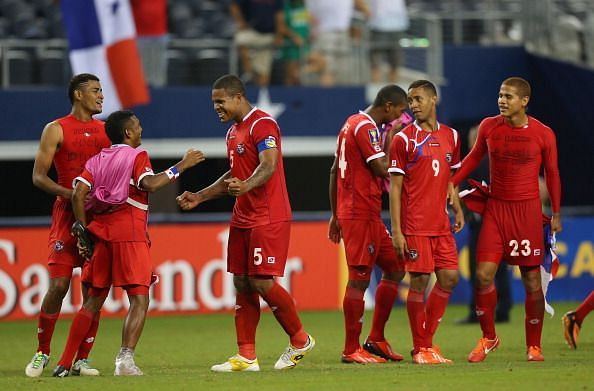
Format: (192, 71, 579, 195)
(58, 308, 95, 368)
(406, 290, 426, 351)
(36, 311, 59, 355)
(343, 286, 365, 354)
(75, 311, 101, 361)
(368, 280, 399, 342)
(235, 292, 260, 360)
(425, 284, 452, 347)
(261, 283, 307, 348)
(525, 289, 545, 347)
(575, 291, 594, 326)
(476, 284, 497, 340)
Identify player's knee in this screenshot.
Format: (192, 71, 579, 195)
(438, 274, 459, 291)
(475, 269, 494, 287)
(47, 278, 70, 299)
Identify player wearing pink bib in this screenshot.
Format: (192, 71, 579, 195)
(389, 80, 464, 364)
(177, 74, 314, 372)
(329, 85, 408, 364)
(450, 77, 562, 362)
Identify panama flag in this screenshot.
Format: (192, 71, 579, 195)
(61, 0, 150, 115)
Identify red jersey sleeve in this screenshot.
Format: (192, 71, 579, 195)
(451, 119, 489, 185)
(133, 151, 154, 188)
(74, 168, 94, 189)
(355, 122, 384, 163)
(387, 132, 409, 175)
(250, 117, 280, 151)
(450, 128, 461, 169)
(541, 127, 561, 213)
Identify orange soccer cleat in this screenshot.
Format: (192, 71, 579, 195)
(363, 339, 404, 361)
(527, 346, 544, 362)
(561, 311, 580, 349)
(341, 347, 387, 364)
(467, 337, 500, 363)
(412, 347, 452, 364)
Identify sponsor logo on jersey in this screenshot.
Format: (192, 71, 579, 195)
(368, 128, 381, 145)
(267, 256, 275, 264)
(236, 143, 245, 155)
(391, 159, 398, 167)
(429, 142, 440, 147)
(445, 152, 452, 162)
(54, 240, 64, 252)
(408, 249, 418, 260)
(534, 249, 541, 256)
(367, 243, 375, 254)
(264, 136, 277, 148)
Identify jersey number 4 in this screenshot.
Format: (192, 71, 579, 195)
(338, 138, 347, 179)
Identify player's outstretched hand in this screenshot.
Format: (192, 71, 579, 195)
(225, 177, 250, 197)
(180, 149, 206, 170)
(176, 191, 201, 210)
(328, 215, 342, 243)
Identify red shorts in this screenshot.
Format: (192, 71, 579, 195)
(227, 221, 290, 277)
(404, 235, 458, 274)
(47, 199, 83, 268)
(477, 198, 544, 266)
(340, 219, 404, 277)
(82, 240, 152, 288)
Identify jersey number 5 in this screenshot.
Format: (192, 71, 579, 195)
(509, 239, 531, 256)
(253, 247, 263, 265)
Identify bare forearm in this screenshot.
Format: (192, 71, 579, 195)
(197, 170, 232, 202)
(329, 170, 337, 216)
(32, 174, 71, 199)
(245, 161, 274, 191)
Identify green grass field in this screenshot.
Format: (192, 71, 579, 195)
(1, 303, 591, 390)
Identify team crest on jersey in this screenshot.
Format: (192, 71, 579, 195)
(534, 249, 541, 256)
(408, 249, 418, 260)
(267, 256, 276, 264)
(236, 143, 245, 155)
(54, 240, 64, 252)
(264, 136, 277, 148)
(367, 243, 375, 254)
(445, 153, 452, 162)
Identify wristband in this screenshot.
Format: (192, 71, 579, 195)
(165, 166, 180, 181)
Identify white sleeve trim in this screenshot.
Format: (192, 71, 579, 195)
(73, 176, 92, 189)
(388, 167, 405, 175)
(137, 171, 155, 188)
(366, 151, 385, 163)
(396, 132, 409, 152)
(452, 127, 459, 146)
(354, 120, 373, 136)
(451, 162, 461, 169)
(250, 116, 278, 136)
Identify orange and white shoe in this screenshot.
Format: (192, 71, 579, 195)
(467, 337, 500, 363)
(341, 347, 387, 364)
(412, 347, 452, 364)
(561, 311, 580, 349)
(363, 339, 404, 361)
(527, 346, 544, 361)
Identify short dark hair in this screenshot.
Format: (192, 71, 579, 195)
(68, 73, 100, 104)
(502, 77, 531, 98)
(212, 74, 246, 97)
(105, 110, 135, 144)
(408, 79, 437, 97)
(372, 84, 407, 107)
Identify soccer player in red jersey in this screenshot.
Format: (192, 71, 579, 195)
(450, 77, 562, 362)
(562, 290, 594, 349)
(177, 74, 315, 372)
(328, 85, 408, 364)
(51, 110, 204, 377)
(389, 80, 464, 364)
(26, 74, 111, 378)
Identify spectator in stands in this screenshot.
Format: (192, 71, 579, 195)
(305, 0, 370, 86)
(131, 0, 168, 87)
(367, 0, 409, 83)
(230, 0, 284, 87)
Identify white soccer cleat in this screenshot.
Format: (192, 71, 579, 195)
(211, 355, 260, 372)
(114, 354, 143, 376)
(25, 351, 50, 378)
(274, 334, 316, 370)
(71, 359, 100, 376)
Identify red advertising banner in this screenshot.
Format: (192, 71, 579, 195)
(0, 222, 341, 321)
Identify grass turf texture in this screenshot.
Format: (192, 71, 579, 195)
(1, 303, 591, 390)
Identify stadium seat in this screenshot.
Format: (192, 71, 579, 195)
(6, 50, 34, 85)
(192, 49, 229, 85)
(166, 49, 192, 86)
(38, 50, 70, 86)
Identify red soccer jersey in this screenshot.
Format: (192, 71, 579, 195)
(79, 150, 153, 242)
(226, 108, 292, 228)
(335, 111, 385, 220)
(451, 115, 561, 213)
(389, 121, 461, 236)
(53, 114, 110, 192)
